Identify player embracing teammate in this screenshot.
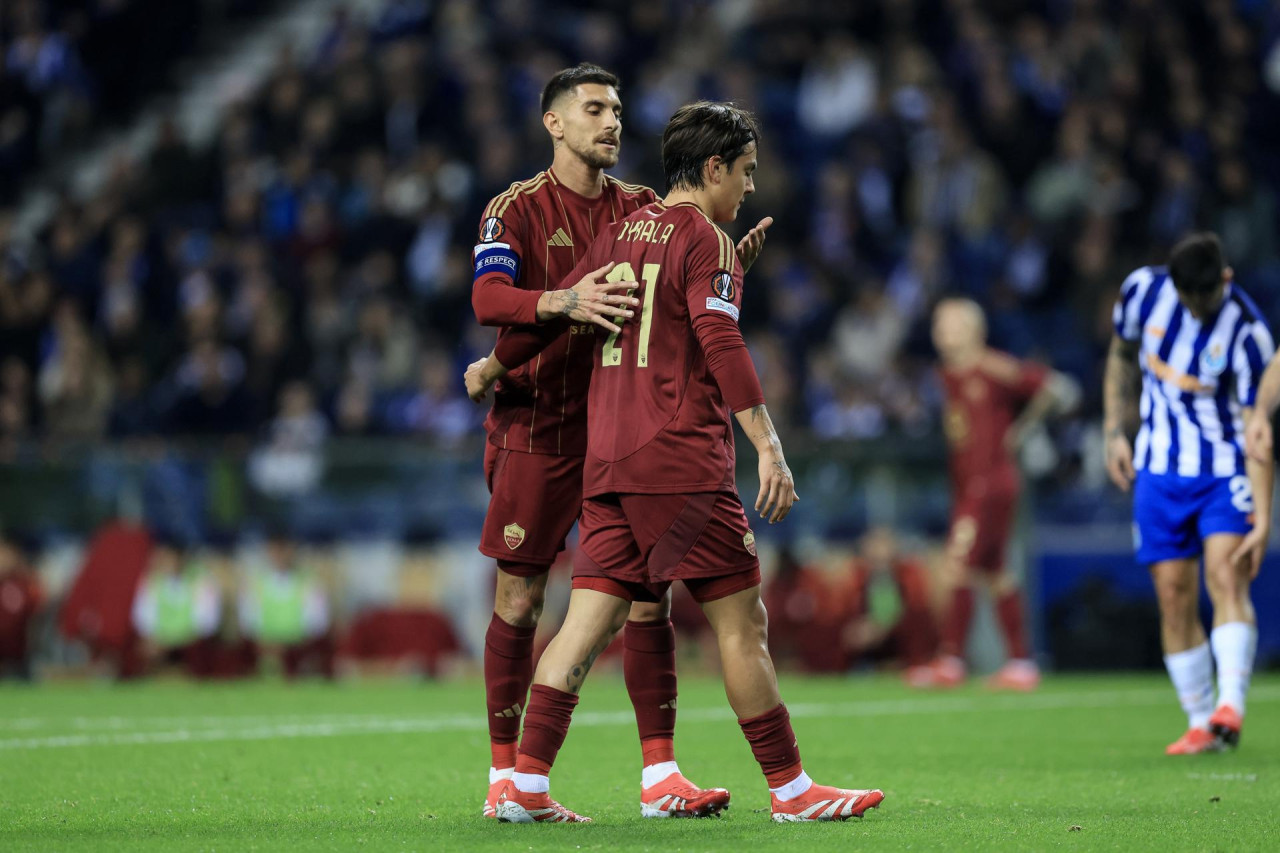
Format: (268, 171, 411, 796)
(473, 101, 884, 825)
(468, 65, 769, 819)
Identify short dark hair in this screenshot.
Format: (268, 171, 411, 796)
(540, 64, 620, 114)
(1169, 232, 1226, 294)
(661, 101, 760, 192)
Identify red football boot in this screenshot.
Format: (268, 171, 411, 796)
(641, 771, 731, 818)
(1165, 727, 1223, 755)
(494, 780, 592, 823)
(771, 783, 885, 822)
(1208, 705, 1242, 748)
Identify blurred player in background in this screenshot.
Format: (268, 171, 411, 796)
(1105, 233, 1273, 754)
(238, 528, 333, 679)
(0, 534, 42, 681)
(487, 101, 883, 825)
(467, 64, 769, 819)
(911, 298, 1077, 691)
(130, 535, 221, 677)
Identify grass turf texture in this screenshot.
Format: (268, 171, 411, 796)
(2, 673, 1277, 851)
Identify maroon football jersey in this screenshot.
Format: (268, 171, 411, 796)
(940, 350, 1047, 495)
(565, 201, 756, 496)
(472, 169, 656, 456)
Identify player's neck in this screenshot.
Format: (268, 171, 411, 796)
(944, 346, 985, 371)
(661, 188, 716, 220)
(550, 151, 606, 199)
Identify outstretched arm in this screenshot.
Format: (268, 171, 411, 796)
(1007, 370, 1082, 451)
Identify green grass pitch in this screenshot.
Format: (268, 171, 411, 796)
(2, 672, 1276, 851)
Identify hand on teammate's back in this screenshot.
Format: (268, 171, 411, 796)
(540, 262, 640, 333)
(1244, 411, 1273, 464)
(1104, 430, 1136, 492)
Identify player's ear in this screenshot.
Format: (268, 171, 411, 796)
(705, 155, 723, 186)
(1223, 266, 1234, 285)
(543, 110, 564, 141)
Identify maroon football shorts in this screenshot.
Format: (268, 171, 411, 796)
(949, 484, 1018, 575)
(572, 491, 761, 603)
(479, 443, 584, 572)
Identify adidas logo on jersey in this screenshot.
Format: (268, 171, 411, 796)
(547, 228, 574, 247)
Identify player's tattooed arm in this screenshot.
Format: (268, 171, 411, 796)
(733, 404, 799, 523)
(535, 261, 640, 332)
(1103, 335, 1141, 491)
(1103, 336, 1141, 438)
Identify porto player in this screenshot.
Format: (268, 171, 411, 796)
(1106, 233, 1272, 754)
(468, 65, 767, 819)
(911, 298, 1076, 691)
(486, 102, 884, 824)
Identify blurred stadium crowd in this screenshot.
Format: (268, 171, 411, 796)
(1, 0, 1278, 467)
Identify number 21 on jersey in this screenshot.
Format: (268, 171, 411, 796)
(603, 261, 659, 368)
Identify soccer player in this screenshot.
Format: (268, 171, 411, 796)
(484, 101, 884, 824)
(469, 64, 769, 819)
(909, 298, 1076, 691)
(1105, 233, 1273, 754)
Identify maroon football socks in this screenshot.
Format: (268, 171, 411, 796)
(484, 612, 536, 769)
(739, 703, 803, 788)
(995, 590, 1031, 660)
(513, 684, 579, 777)
(941, 586, 975, 657)
(623, 618, 678, 765)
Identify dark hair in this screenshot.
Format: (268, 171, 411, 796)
(1169, 232, 1226, 294)
(540, 64, 620, 114)
(661, 101, 760, 192)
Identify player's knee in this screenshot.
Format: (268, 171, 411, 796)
(723, 600, 769, 649)
(1203, 558, 1245, 602)
(628, 598, 670, 623)
(495, 572, 548, 628)
(1154, 577, 1196, 619)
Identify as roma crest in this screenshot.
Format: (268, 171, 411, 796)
(743, 531, 757, 556)
(504, 523, 526, 550)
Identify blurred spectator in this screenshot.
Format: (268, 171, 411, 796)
(130, 535, 222, 676)
(840, 527, 937, 672)
(0, 533, 42, 680)
(248, 380, 329, 497)
(238, 529, 334, 679)
(0, 0, 1271, 503)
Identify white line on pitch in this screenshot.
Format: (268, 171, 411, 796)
(1, 685, 1276, 751)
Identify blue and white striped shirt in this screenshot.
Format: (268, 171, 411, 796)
(1113, 266, 1274, 478)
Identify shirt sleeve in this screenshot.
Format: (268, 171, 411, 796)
(491, 227, 614, 370)
(1013, 361, 1049, 403)
(1113, 266, 1155, 342)
(684, 224, 765, 412)
(1233, 317, 1276, 408)
(470, 206, 543, 326)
